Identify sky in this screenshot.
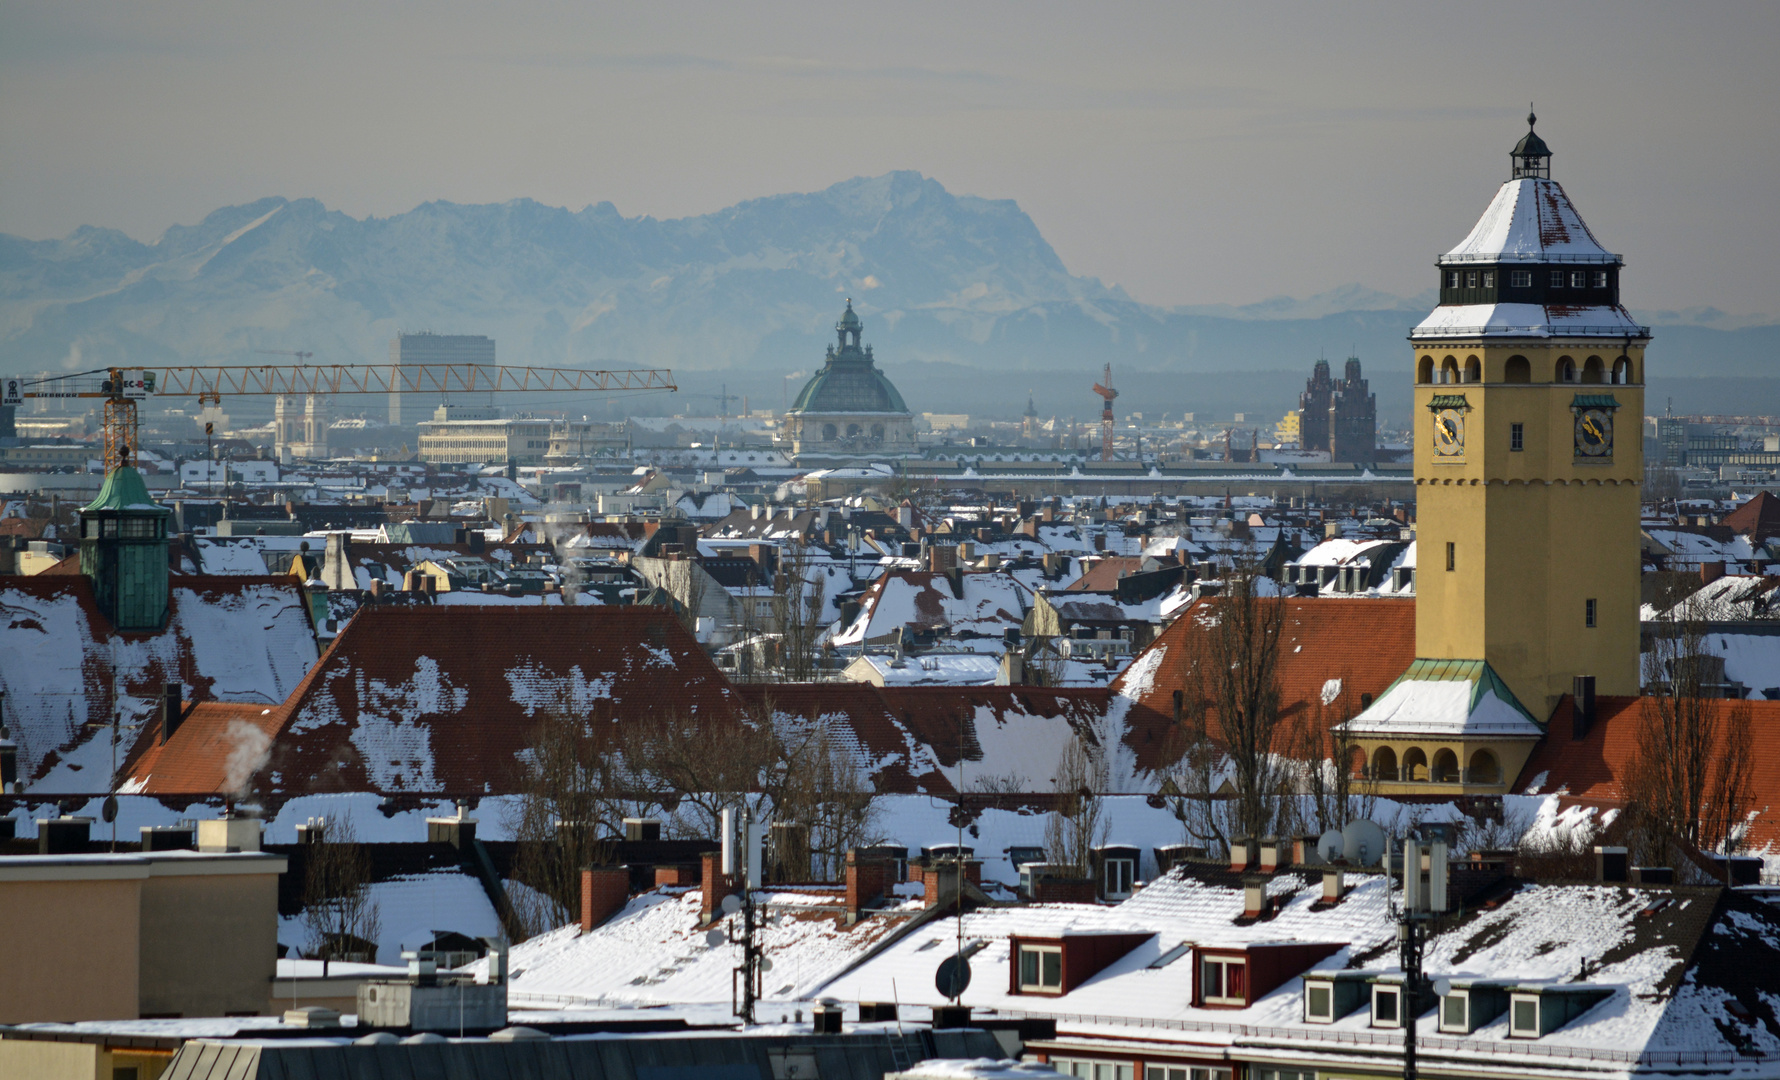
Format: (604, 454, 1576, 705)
(2, 2, 1776, 315)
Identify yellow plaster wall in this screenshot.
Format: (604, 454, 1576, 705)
(1413, 341, 1644, 715)
(0, 878, 140, 1022)
(139, 869, 281, 1018)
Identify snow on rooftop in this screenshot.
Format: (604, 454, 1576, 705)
(1412, 302, 1647, 340)
(1339, 677, 1543, 739)
(1441, 178, 1617, 264)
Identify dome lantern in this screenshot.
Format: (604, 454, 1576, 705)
(1511, 107, 1551, 180)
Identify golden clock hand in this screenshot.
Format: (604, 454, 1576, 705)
(1584, 417, 1602, 441)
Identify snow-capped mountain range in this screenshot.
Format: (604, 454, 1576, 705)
(1, 171, 1773, 384)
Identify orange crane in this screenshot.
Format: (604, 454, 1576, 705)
(1091, 363, 1118, 462)
(3, 362, 677, 473)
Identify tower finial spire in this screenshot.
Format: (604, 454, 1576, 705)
(1528, 103, 1537, 129)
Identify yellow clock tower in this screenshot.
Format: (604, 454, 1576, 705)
(1410, 113, 1648, 717)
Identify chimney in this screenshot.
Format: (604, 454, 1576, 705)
(700, 851, 738, 924)
(1293, 836, 1324, 867)
(1242, 875, 1268, 918)
(1229, 837, 1258, 873)
(812, 1002, 844, 1035)
(467, 531, 485, 554)
(37, 816, 92, 854)
(845, 849, 892, 924)
(580, 865, 630, 932)
(1259, 837, 1290, 873)
(159, 682, 184, 744)
(1572, 676, 1597, 739)
(1594, 846, 1629, 883)
(197, 815, 261, 853)
(1701, 560, 1725, 585)
(1631, 865, 1674, 885)
(1322, 868, 1347, 903)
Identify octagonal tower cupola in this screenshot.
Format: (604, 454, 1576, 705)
(1511, 108, 1551, 179)
(77, 464, 171, 631)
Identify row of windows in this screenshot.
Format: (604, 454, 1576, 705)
(81, 516, 166, 540)
(1444, 270, 1610, 289)
(1307, 976, 1600, 1039)
(1367, 745, 1502, 784)
(1419, 355, 1634, 384)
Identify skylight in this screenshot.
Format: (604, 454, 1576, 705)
(1149, 943, 1190, 969)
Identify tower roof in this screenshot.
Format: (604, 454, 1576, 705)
(789, 302, 910, 415)
(1439, 178, 1618, 265)
(838, 300, 861, 330)
(82, 465, 169, 516)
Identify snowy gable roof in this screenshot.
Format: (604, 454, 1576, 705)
(0, 575, 318, 790)
(1337, 658, 1544, 739)
(831, 571, 1032, 647)
(1441, 179, 1617, 265)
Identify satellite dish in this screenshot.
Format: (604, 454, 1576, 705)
(1316, 828, 1344, 864)
(705, 928, 726, 948)
(721, 894, 743, 916)
(1433, 978, 1453, 999)
(935, 954, 973, 999)
(101, 796, 118, 824)
(761, 957, 774, 973)
(1343, 819, 1386, 867)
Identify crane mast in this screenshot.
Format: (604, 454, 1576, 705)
(3, 362, 677, 472)
(1091, 363, 1118, 463)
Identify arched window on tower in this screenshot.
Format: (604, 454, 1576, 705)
(1464, 357, 1482, 383)
(1431, 748, 1460, 783)
(1467, 748, 1502, 784)
(1418, 357, 1434, 384)
(1582, 357, 1604, 384)
(1612, 357, 1633, 384)
(1504, 355, 1531, 383)
(822, 423, 838, 441)
(1402, 746, 1429, 783)
(1441, 358, 1460, 384)
(1372, 746, 1398, 782)
(1557, 357, 1577, 383)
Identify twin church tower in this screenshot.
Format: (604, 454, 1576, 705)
(1411, 112, 1648, 716)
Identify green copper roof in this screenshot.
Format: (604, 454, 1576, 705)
(82, 465, 169, 515)
(1427, 394, 1470, 410)
(789, 303, 910, 415)
(1571, 394, 1620, 409)
(838, 301, 861, 329)
(1377, 657, 1543, 729)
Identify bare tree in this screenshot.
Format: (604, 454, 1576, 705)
(771, 543, 828, 681)
(1044, 734, 1108, 875)
(765, 720, 881, 880)
(1630, 593, 1756, 869)
(1295, 680, 1376, 835)
(302, 815, 382, 972)
(1160, 565, 1298, 854)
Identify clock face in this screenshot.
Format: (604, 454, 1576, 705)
(1575, 408, 1613, 457)
(1433, 408, 1465, 457)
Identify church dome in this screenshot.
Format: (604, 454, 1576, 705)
(788, 303, 910, 416)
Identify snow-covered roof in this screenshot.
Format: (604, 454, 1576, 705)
(1338, 658, 1544, 739)
(1440, 178, 1618, 265)
(1412, 302, 1648, 340)
(849, 653, 1005, 686)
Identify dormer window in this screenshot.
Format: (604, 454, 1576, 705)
(1482, 271, 1495, 289)
(1510, 995, 1540, 1037)
(1371, 984, 1402, 1028)
(1511, 270, 1532, 288)
(1199, 954, 1247, 1006)
(1103, 857, 1134, 899)
(1550, 270, 1565, 288)
(1019, 944, 1063, 992)
(1446, 271, 1459, 289)
(1465, 271, 1479, 288)
(1593, 271, 1608, 289)
(1570, 271, 1587, 289)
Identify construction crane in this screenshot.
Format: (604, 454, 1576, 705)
(1091, 363, 1118, 462)
(2, 363, 677, 473)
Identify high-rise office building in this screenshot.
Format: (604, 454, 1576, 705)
(387, 333, 495, 425)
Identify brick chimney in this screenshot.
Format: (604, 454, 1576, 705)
(1242, 876, 1268, 919)
(1701, 560, 1726, 585)
(701, 850, 738, 924)
(581, 865, 630, 932)
(1322, 868, 1347, 903)
(1259, 837, 1290, 874)
(846, 849, 891, 924)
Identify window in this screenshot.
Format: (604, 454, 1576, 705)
(1306, 983, 1333, 1021)
(1150, 943, 1190, 969)
(1511, 996, 1541, 1037)
(1593, 271, 1609, 289)
(1465, 271, 1479, 288)
(1586, 598, 1597, 628)
(1019, 944, 1063, 992)
(1511, 270, 1533, 288)
(1441, 992, 1468, 1032)
(1445, 271, 1459, 289)
(1571, 271, 1587, 289)
(1060, 1063, 1131, 1080)
(1511, 423, 1524, 451)
(1103, 857, 1135, 898)
(1482, 271, 1495, 288)
(1445, 542, 1455, 572)
(1259, 1072, 1314, 1080)
(1372, 985, 1401, 1027)
(1146, 1069, 1229, 1080)
(1200, 955, 1247, 1005)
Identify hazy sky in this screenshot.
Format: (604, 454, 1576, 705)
(3, 2, 1775, 313)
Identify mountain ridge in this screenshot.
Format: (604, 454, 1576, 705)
(2, 173, 1774, 390)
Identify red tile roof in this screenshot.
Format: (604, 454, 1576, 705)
(1064, 557, 1145, 591)
(1110, 597, 1417, 773)
(1722, 491, 1780, 538)
(1517, 694, 1780, 849)
(123, 605, 741, 797)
